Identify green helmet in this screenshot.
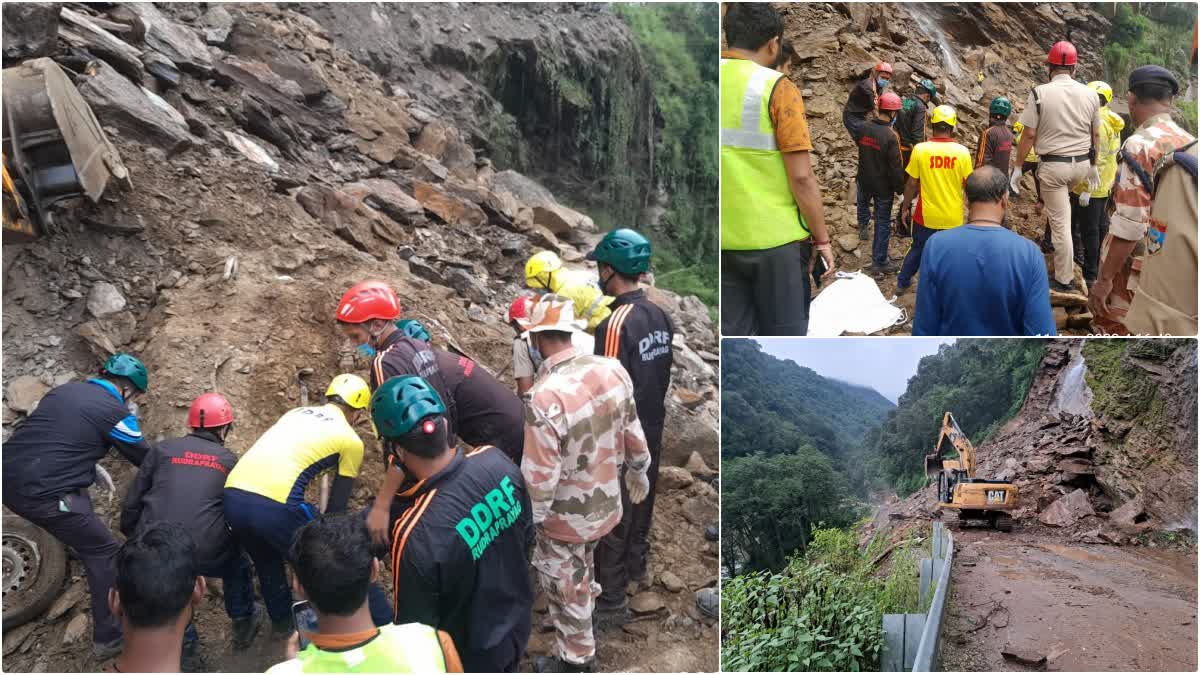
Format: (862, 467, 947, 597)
(918, 78, 937, 99)
(587, 228, 652, 276)
(395, 319, 431, 343)
(370, 375, 446, 439)
(989, 96, 1012, 117)
(102, 353, 148, 392)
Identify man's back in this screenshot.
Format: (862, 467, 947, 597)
(897, 96, 927, 148)
(913, 225, 1056, 336)
(3, 380, 142, 499)
(977, 123, 1015, 173)
(372, 332, 458, 434)
(121, 432, 237, 564)
(225, 405, 363, 504)
(908, 139, 973, 229)
(593, 290, 674, 443)
(857, 118, 905, 197)
(266, 623, 453, 674)
(1021, 75, 1101, 156)
(434, 350, 524, 461)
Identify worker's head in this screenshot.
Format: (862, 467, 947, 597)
(517, 295, 580, 361)
(774, 39, 796, 76)
(288, 513, 378, 620)
(1088, 81, 1113, 108)
(507, 295, 533, 336)
(325, 373, 371, 426)
(989, 96, 1011, 123)
(101, 353, 148, 403)
(187, 392, 234, 441)
(335, 281, 401, 359)
(588, 228, 652, 295)
(965, 166, 1010, 219)
(917, 79, 937, 103)
(877, 92, 902, 123)
(394, 318, 432, 343)
(930, 105, 957, 137)
(874, 62, 893, 90)
(723, 3, 785, 68)
(370, 376, 451, 470)
(1126, 65, 1179, 126)
(109, 524, 204, 636)
(524, 251, 563, 291)
(1045, 41, 1077, 80)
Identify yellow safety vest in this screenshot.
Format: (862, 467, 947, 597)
(720, 58, 809, 251)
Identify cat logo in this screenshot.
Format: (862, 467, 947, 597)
(986, 490, 1007, 504)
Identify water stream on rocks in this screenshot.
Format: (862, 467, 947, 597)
(904, 3, 963, 78)
(1053, 343, 1095, 417)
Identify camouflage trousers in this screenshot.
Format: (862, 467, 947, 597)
(532, 533, 599, 665)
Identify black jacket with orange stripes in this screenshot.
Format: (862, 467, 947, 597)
(389, 445, 533, 673)
(370, 330, 459, 436)
(593, 289, 674, 448)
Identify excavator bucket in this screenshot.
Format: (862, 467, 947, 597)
(2, 57, 129, 241)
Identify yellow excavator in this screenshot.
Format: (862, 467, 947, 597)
(3, 57, 129, 241)
(924, 411, 1017, 531)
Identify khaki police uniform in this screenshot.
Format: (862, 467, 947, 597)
(1018, 73, 1102, 285)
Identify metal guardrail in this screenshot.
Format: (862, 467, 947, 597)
(881, 520, 954, 672)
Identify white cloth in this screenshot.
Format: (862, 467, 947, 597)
(807, 272, 906, 336)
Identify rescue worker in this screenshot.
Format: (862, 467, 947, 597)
(586, 229, 675, 626)
(520, 295, 651, 672)
(509, 295, 594, 397)
(2, 354, 151, 658)
(896, 105, 974, 295)
(1010, 41, 1103, 293)
(897, 79, 937, 173)
(774, 38, 796, 77)
(1012, 121, 1043, 210)
(1089, 65, 1196, 334)
(720, 2, 834, 336)
(976, 97, 1016, 174)
(854, 91, 905, 276)
(1069, 81, 1124, 286)
(120, 392, 260, 661)
(395, 318, 432, 342)
(525, 251, 613, 334)
(224, 374, 388, 634)
(844, 62, 893, 142)
(370, 375, 533, 672)
(1125, 141, 1198, 336)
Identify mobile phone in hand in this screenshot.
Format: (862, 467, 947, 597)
(811, 250, 828, 289)
(292, 600, 319, 650)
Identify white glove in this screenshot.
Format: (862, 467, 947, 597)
(626, 470, 650, 504)
(1009, 167, 1022, 196)
(1086, 167, 1101, 192)
(1079, 191, 1092, 207)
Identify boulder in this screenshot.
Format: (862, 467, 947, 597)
(680, 494, 719, 527)
(61, 613, 90, 646)
(87, 281, 127, 317)
(659, 570, 686, 594)
(1002, 647, 1046, 667)
(444, 268, 490, 304)
(6, 376, 50, 414)
(120, 3, 213, 74)
(221, 55, 305, 101)
(836, 233, 860, 253)
(44, 582, 87, 622)
(77, 311, 138, 357)
(629, 592, 665, 614)
(684, 451, 716, 478)
(343, 179, 423, 224)
(3, 3, 62, 61)
(78, 62, 194, 153)
(658, 466, 694, 491)
(223, 131, 278, 172)
(491, 170, 557, 207)
(226, 17, 328, 100)
(674, 387, 706, 410)
(532, 204, 595, 236)
(201, 5, 234, 46)
(1108, 497, 1153, 533)
(1039, 488, 1094, 527)
(58, 7, 147, 84)
(414, 182, 487, 227)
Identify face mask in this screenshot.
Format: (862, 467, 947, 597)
(877, 78, 890, 91)
(356, 343, 377, 359)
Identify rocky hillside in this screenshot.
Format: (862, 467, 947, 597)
(884, 339, 1197, 545)
(771, 2, 1115, 333)
(1, 3, 717, 672)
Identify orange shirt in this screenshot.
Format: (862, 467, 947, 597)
(720, 51, 812, 152)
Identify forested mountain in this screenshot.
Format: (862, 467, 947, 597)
(721, 339, 895, 464)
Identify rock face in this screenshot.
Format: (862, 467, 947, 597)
(78, 62, 195, 153)
(2, 3, 62, 61)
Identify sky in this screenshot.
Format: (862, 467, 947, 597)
(752, 338, 956, 403)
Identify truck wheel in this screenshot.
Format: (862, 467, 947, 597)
(2, 515, 68, 629)
(994, 516, 1014, 532)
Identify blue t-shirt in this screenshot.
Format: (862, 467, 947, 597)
(913, 225, 1057, 336)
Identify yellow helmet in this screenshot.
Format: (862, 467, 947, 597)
(1013, 121, 1025, 135)
(325, 373, 370, 410)
(1088, 80, 1113, 106)
(930, 105, 958, 127)
(524, 251, 562, 290)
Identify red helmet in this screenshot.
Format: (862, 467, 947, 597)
(1046, 41, 1077, 67)
(875, 62, 893, 75)
(188, 392, 234, 428)
(878, 92, 902, 111)
(336, 280, 401, 324)
(507, 296, 532, 323)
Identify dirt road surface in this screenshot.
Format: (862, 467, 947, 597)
(939, 527, 1198, 672)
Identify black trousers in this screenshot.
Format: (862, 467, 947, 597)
(721, 241, 813, 336)
(1070, 193, 1110, 283)
(595, 427, 663, 609)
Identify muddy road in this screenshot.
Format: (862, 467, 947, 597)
(939, 528, 1198, 672)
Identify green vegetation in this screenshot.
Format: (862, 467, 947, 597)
(722, 526, 925, 672)
(1095, 2, 1197, 130)
(614, 3, 719, 309)
(1083, 338, 1190, 420)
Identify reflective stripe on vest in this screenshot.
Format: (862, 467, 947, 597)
(720, 58, 809, 251)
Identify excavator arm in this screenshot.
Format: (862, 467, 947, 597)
(924, 411, 976, 478)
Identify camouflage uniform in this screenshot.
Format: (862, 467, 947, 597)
(1094, 113, 1195, 334)
(522, 346, 650, 666)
